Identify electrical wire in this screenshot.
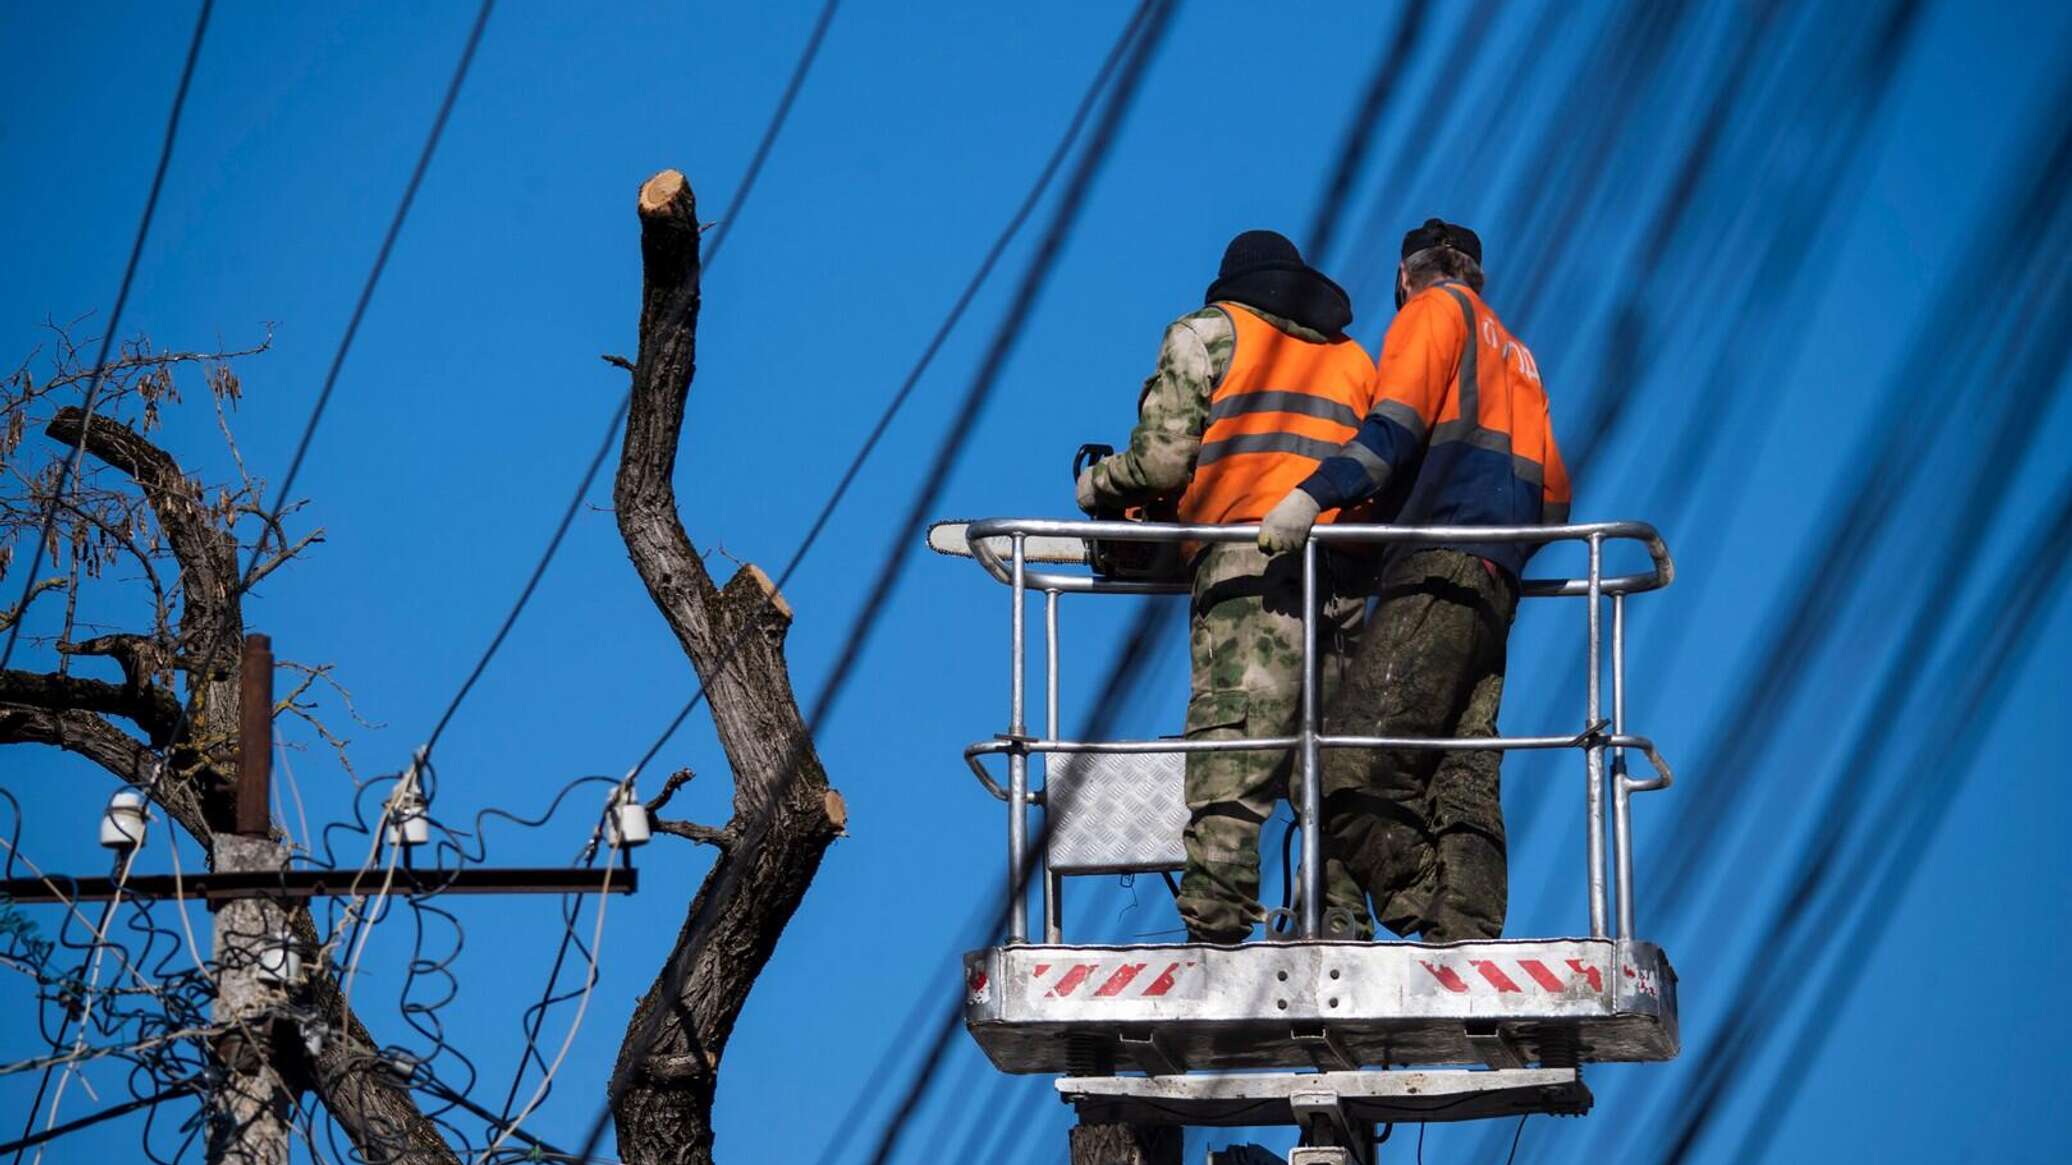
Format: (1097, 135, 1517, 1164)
(576, 5, 1183, 1163)
(629, 0, 1159, 775)
(1304, 0, 1429, 263)
(242, 0, 496, 577)
(0, 1024, 227, 1079)
(0, 0, 212, 672)
(0, 1081, 199, 1158)
(799, 0, 1175, 738)
(478, 823, 624, 1158)
(1, 12, 506, 1155)
(862, 5, 1457, 1153)
(700, 0, 843, 272)
(26, 847, 144, 1159)
(420, 0, 843, 769)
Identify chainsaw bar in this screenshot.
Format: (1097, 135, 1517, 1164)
(927, 520, 1090, 564)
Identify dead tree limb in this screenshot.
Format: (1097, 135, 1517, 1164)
(605, 168, 846, 1165)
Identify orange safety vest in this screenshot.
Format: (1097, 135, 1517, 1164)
(1177, 303, 1376, 527)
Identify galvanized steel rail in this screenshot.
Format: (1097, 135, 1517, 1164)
(949, 518, 1676, 944)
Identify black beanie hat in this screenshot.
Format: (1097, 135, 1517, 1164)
(1218, 229, 1304, 279)
(1401, 217, 1483, 265)
(1204, 229, 1353, 335)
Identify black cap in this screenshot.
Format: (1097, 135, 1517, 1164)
(1401, 217, 1482, 265)
(1204, 230, 1353, 334)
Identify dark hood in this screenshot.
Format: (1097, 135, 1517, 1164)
(1203, 229, 1353, 335)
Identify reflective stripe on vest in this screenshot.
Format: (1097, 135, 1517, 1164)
(1178, 303, 1376, 527)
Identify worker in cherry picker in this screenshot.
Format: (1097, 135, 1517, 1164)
(1259, 219, 1572, 942)
(1075, 230, 1380, 943)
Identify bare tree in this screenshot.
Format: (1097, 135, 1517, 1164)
(603, 168, 846, 1164)
(0, 322, 458, 1163)
(2, 167, 847, 1165)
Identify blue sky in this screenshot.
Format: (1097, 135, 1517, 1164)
(3, 2, 2070, 1162)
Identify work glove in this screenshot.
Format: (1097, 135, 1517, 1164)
(1075, 466, 1100, 515)
(1258, 489, 1322, 555)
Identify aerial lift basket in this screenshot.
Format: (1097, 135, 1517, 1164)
(928, 516, 1680, 1142)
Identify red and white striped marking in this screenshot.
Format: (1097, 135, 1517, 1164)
(1026, 959, 1203, 1001)
(1417, 957, 1606, 996)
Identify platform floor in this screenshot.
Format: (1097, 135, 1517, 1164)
(964, 938, 1677, 1075)
(1057, 1068, 1593, 1127)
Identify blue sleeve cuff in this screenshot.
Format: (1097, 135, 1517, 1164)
(1300, 461, 1364, 510)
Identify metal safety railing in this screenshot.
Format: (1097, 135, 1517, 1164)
(950, 518, 1677, 945)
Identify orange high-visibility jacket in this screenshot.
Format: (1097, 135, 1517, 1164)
(1299, 282, 1572, 576)
(1176, 303, 1377, 527)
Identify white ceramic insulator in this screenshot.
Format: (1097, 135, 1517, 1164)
(385, 789, 429, 847)
(258, 936, 301, 985)
(99, 791, 149, 849)
(386, 810, 429, 848)
(611, 800, 651, 848)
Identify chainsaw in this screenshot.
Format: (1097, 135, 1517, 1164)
(921, 445, 1187, 583)
(1070, 443, 1185, 582)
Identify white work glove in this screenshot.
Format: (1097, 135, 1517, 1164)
(1075, 466, 1100, 515)
(1258, 489, 1322, 555)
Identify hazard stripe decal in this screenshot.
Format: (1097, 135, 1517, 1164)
(1026, 959, 1199, 1001)
(1049, 965, 1094, 997)
(1141, 962, 1185, 996)
(1471, 960, 1524, 992)
(1018, 953, 1622, 1004)
(1093, 963, 1146, 997)
(1418, 958, 1608, 996)
(1420, 961, 1471, 993)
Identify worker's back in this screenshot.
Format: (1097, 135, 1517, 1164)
(1368, 281, 1572, 573)
(1175, 302, 1374, 527)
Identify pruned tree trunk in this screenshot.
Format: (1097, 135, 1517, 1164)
(605, 169, 845, 1164)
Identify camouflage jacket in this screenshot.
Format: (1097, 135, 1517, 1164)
(1086, 304, 1331, 507)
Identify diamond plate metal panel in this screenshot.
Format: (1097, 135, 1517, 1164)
(1044, 752, 1188, 875)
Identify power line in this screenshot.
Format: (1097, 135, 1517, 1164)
(701, 0, 843, 271)
(571, 4, 1181, 1162)
(420, 392, 627, 757)
(0, 1081, 197, 1158)
(1305, 0, 1430, 263)
(848, 5, 1459, 1153)
(244, 0, 496, 578)
(415, 0, 842, 766)
(800, 0, 1177, 735)
(1632, 104, 2072, 1161)
(4, 6, 502, 1158)
(0, 0, 213, 672)
(628, 0, 1157, 775)
(1719, 490, 2072, 1163)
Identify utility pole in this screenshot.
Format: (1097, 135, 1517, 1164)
(206, 633, 291, 1165)
(0, 627, 639, 1161)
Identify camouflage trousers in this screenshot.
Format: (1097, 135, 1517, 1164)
(1321, 548, 1518, 942)
(1177, 543, 1372, 943)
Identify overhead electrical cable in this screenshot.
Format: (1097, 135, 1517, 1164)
(244, 0, 496, 578)
(0, 0, 213, 671)
(417, 0, 842, 763)
(839, 11, 1460, 1153)
(628, 0, 1157, 774)
(569, 3, 1182, 1162)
